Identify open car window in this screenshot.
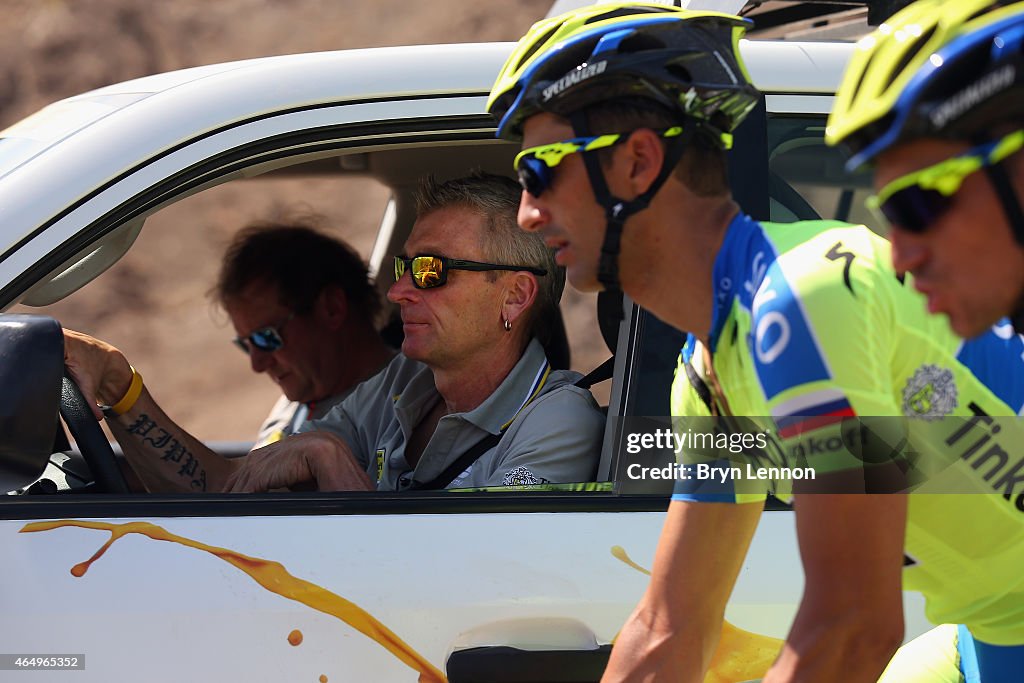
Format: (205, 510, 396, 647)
(2, 106, 616, 509)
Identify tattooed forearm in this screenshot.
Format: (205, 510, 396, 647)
(123, 413, 208, 491)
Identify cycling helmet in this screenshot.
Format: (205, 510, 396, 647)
(827, 0, 1024, 170)
(488, 2, 758, 293)
(488, 2, 759, 142)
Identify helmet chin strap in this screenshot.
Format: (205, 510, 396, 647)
(981, 160, 1024, 331)
(569, 112, 688, 300)
(982, 162, 1024, 246)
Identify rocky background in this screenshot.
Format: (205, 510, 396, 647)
(3, 0, 610, 440)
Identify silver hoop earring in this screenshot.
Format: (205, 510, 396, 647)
(503, 318, 512, 332)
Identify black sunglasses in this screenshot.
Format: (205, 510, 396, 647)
(232, 312, 295, 354)
(868, 129, 1024, 233)
(394, 254, 546, 289)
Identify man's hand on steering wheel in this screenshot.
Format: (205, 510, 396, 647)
(63, 328, 135, 420)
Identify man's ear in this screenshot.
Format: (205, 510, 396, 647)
(501, 272, 539, 327)
(621, 128, 667, 196)
(317, 285, 349, 329)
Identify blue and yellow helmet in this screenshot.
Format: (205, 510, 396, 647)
(827, 0, 1024, 170)
(487, 1, 759, 143)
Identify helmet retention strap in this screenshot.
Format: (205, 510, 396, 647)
(981, 157, 1024, 331)
(981, 160, 1024, 247)
(569, 112, 688, 299)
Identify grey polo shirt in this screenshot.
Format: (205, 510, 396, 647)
(252, 392, 351, 449)
(302, 339, 604, 491)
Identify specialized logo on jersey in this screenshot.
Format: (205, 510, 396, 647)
(771, 389, 856, 439)
(902, 365, 958, 420)
(825, 241, 855, 294)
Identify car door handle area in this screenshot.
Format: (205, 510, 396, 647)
(447, 644, 612, 683)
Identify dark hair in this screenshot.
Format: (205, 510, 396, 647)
(583, 99, 730, 198)
(213, 222, 381, 322)
(414, 172, 565, 347)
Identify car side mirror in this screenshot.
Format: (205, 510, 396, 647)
(0, 314, 64, 491)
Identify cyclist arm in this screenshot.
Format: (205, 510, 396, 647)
(602, 499, 763, 682)
(749, 229, 909, 680)
(764, 493, 907, 683)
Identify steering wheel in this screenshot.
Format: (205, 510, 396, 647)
(59, 373, 131, 493)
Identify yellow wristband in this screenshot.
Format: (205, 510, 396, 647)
(109, 366, 144, 416)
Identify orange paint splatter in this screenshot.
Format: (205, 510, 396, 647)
(610, 545, 650, 576)
(705, 620, 784, 683)
(21, 520, 446, 682)
(288, 629, 303, 646)
(612, 544, 783, 683)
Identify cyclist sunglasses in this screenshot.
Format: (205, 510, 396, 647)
(868, 129, 1024, 233)
(232, 312, 294, 354)
(394, 254, 546, 289)
(513, 126, 731, 198)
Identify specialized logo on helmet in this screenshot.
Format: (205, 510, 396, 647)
(929, 65, 1015, 129)
(902, 364, 958, 420)
(542, 61, 608, 102)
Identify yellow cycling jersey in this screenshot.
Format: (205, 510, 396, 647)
(671, 214, 1024, 645)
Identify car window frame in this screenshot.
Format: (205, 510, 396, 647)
(0, 95, 493, 306)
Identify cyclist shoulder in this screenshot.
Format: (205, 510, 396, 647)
(757, 219, 899, 298)
(741, 219, 905, 346)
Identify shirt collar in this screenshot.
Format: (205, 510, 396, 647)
(393, 338, 552, 435)
(464, 337, 552, 435)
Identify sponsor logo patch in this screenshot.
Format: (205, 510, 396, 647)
(903, 364, 958, 420)
(503, 466, 544, 486)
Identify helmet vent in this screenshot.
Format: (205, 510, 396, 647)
(883, 24, 938, 92)
(849, 52, 873, 102)
(517, 25, 562, 72)
(619, 33, 667, 54)
(583, 6, 670, 26)
(665, 63, 693, 82)
(966, 5, 997, 23)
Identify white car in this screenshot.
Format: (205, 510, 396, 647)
(0, 39, 928, 682)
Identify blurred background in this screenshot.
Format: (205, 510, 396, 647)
(0, 0, 555, 128)
(2, 0, 557, 440)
